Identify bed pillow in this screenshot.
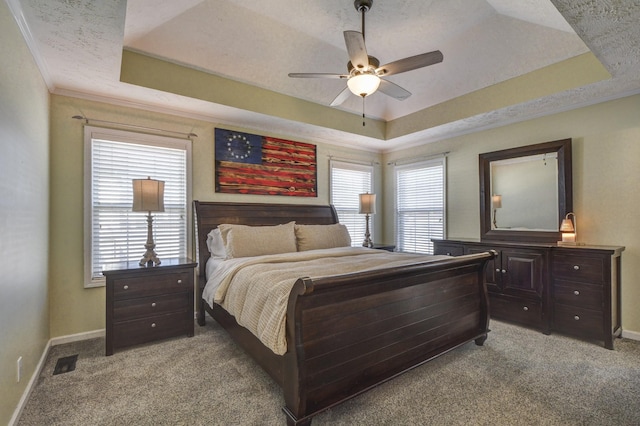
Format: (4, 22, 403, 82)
(295, 223, 352, 251)
(206, 228, 226, 258)
(218, 222, 297, 258)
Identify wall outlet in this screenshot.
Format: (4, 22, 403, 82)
(17, 356, 22, 383)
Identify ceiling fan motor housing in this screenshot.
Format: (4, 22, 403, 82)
(347, 56, 380, 74)
(354, 0, 372, 13)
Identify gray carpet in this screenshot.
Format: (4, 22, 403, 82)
(17, 319, 640, 425)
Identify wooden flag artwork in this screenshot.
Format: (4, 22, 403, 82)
(214, 128, 317, 197)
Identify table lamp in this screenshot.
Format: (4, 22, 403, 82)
(132, 177, 165, 266)
(359, 193, 376, 248)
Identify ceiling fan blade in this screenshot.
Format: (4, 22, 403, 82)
(378, 79, 412, 101)
(288, 73, 347, 79)
(329, 87, 352, 106)
(377, 50, 443, 76)
(344, 30, 369, 70)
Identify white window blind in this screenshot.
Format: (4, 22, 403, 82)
(395, 158, 446, 254)
(330, 161, 373, 246)
(84, 127, 191, 287)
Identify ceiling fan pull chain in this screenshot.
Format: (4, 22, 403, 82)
(362, 95, 366, 126)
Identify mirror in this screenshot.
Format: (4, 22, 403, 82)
(479, 139, 572, 242)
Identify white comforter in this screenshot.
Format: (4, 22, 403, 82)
(203, 247, 447, 355)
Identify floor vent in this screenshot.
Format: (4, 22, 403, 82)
(53, 355, 78, 375)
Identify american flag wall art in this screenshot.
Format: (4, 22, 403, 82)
(214, 128, 317, 197)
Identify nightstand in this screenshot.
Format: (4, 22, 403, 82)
(103, 258, 196, 355)
(371, 244, 396, 252)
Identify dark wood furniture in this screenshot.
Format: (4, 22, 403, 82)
(371, 243, 396, 252)
(194, 201, 496, 426)
(479, 139, 572, 243)
(552, 246, 624, 349)
(433, 239, 624, 348)
(436, 240, 552, 333)
(103, 258, 196, 356)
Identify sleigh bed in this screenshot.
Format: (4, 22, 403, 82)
(193, 201, 495, 425)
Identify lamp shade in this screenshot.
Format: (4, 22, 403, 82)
(347, 74, 381, 97)
(492, 194, 502, 209)
(132, 178, 165, 212)
(359, 193, 376, 214)
(560, 218, 575, 233)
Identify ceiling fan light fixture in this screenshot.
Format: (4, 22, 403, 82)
(347, 73, 380, 97)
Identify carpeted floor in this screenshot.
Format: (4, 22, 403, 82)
(17, 318, 640, 425)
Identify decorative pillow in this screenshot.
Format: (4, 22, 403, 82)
(206, 228, 226, 258)
(295, 223, 352, 251)
(218, 222, 297, 258)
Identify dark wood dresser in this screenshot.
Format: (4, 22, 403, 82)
(103, 258, 196, 355)
(434, 239, 624, 349)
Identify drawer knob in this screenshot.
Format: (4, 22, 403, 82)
(151, 302, 156, 307)
(177, 279, 183, 284)
(123, 285, 129, 290)
(573, 265, 580, 270)
(495, 268, 500, 272)
(501, 269, 507, 274)
(446, 252, 452, 256)
(151, 323, 156, 328)
(523, 306, 529, 311)
(574, 315, 580, 321)
(573, 290, 580, 296)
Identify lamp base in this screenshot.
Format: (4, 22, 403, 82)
(362, 213, 373, 248)
(557, 241, 585, 247)
(139, 247, 161, 267)
(139, 212, 161, 266)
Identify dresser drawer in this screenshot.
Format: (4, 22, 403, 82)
(489, 294, 541, 328)
(113, 311, 191, 349)
(553, 281, 602, 310)
(114, 293, 190, 321)
(433, 242, 464, 256)
(552, 254, 605, 283)
(113, 271, 191, 300)
(553, 304, 603, 338)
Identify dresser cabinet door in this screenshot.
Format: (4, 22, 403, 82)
(465, 246, 501, 292)
(501, 249, 545, 299)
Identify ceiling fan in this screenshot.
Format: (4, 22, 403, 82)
(288, 0, 444, 108)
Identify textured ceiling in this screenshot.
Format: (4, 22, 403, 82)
(9, 0, 640, 151)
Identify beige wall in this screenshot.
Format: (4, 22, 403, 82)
(49, 94, 382, 337)
(382, 94, 640, 336)
(0, 2, 50, 424)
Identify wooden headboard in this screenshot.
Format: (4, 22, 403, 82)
(192, 201, 339, 280)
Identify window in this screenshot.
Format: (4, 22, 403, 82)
(330, 160, 373, 246)
(395, 158, 446, 254)
(84, 127, 191, 287)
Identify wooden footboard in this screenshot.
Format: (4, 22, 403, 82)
(281, 251, 494, 425)
(193, 201, 494, 425)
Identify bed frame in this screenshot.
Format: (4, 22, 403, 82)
(193, 201, 495, 425)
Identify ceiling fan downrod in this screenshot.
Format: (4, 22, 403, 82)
(354, 0, 372, 39)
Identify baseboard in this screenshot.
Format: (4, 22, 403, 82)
(8, 340, 51, 426)
(9, 329, 105, 425)
(50, 329, 105, 346)
(622, 329, 640, 341)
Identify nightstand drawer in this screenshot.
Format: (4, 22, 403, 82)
(553, 304, 603, 338)
(554, 282, 602, 310)
(114, 293, 190, 321)
(552, 254, 605, 283)
(113, 311, 191, 349)
(113, 272, 191, 300)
